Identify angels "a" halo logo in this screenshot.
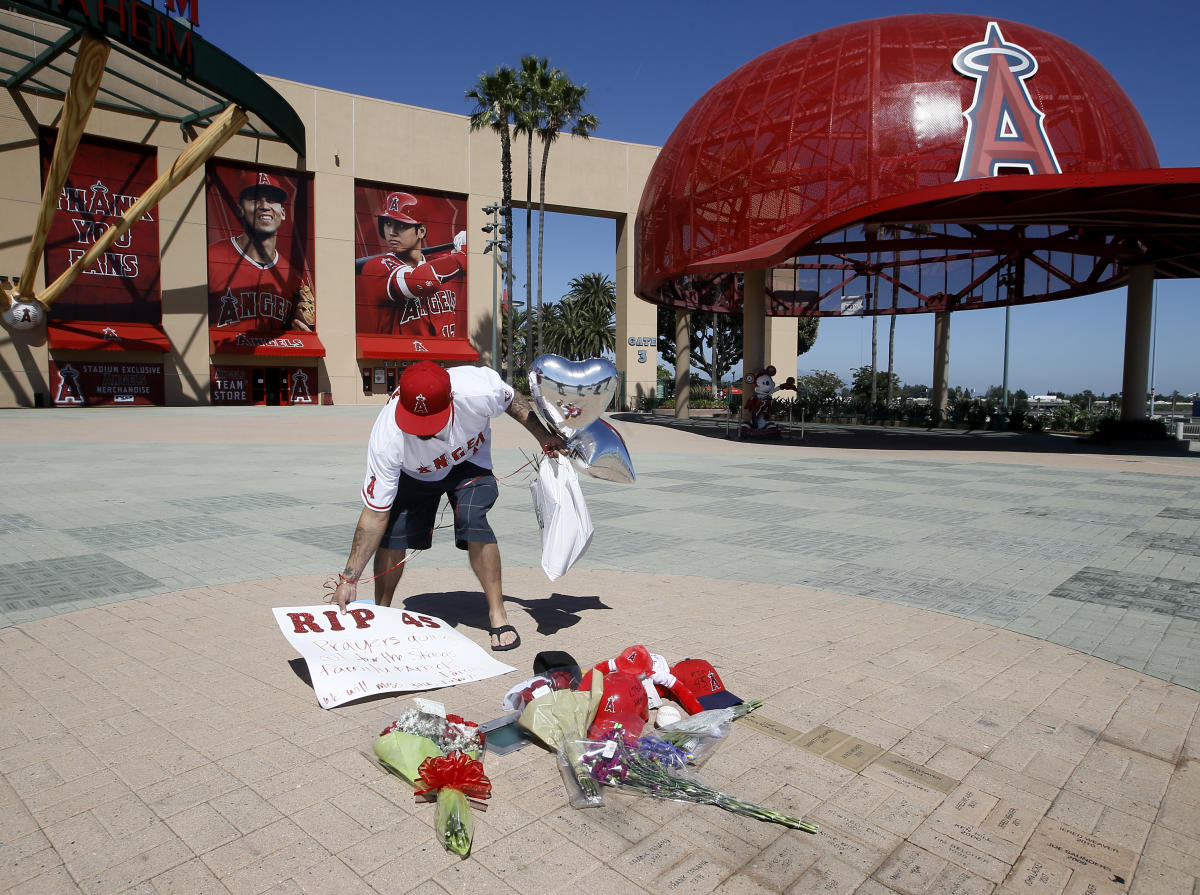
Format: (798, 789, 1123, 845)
(412, 392, 429, 414)
(953, 22, 1061, 181)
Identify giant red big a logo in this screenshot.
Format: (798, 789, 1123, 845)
(953, 22, 1061, 181)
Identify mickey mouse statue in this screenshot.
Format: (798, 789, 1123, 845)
(740, 365, 796, 439)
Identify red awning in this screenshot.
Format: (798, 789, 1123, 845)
(210, 330, 326, 357)
(48, 320, 170, 352)
(356, 335, 479, 362)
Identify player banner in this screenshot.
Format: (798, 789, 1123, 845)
(205, 162, 315, 337)
(40, 132, 162, 323)
(273, 604, 516, 709)
(353, 182, 468, 338)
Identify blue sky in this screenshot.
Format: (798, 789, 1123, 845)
(202, 0, 1197, 398)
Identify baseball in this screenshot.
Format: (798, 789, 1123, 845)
(2, 299, 45, 331)
(655, 705, 683, 728)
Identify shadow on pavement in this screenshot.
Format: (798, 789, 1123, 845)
(611, 413, 1195, 457)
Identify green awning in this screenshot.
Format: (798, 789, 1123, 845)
(1, 1, 305, 155)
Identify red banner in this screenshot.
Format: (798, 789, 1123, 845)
(206, 162, 315, 340)
(49, 361, 165, 407)
(353, 182, 468, 340)
(40, 132, 162, 324)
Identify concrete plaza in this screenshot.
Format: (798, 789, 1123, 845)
(1, 406, 1198, 894)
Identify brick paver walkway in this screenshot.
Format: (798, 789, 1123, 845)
(1, 407, 1197, 894)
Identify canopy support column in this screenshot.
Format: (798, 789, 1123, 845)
(931, 310, 951, 425)
(1120, 263, 1155, 422)
(674, 308, 690, 419)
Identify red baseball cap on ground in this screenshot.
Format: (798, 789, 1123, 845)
(238, 171, 288, 204)
(670, 658, 743, 710)
(588, 671, 649, 740)
(394, 360, 452, 436)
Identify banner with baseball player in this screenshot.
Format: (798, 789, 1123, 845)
(205, 162, 316, 338)
(353, 182, 468, 339)
(39, 131, 162, 324)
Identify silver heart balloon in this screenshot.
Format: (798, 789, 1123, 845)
(529, 355, 619, 436)
(569, 419, 636, 484)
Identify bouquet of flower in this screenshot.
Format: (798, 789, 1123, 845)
(578, 731, 818, 833)
(413, 750, 491, 857)
(373, 709, 490, 858)
(654, 699, 764, 766)
(518, 672, 606, 807)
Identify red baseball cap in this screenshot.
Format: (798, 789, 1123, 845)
(394, 361, 453, 436)
(238, 171, 288, 204)
(588, 671, 649, 740)
(379, 191, 420, 225)
(670, 658, 743, 710)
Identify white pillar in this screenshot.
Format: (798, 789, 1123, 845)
(741, 269, 766, 426)
(615, 214, 657, 410)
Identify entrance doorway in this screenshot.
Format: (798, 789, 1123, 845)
(251, 367, 285, 405)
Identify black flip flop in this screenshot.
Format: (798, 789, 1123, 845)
(488, 624, 521, 652)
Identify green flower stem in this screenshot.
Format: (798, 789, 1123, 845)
(435, 787, 473, 858)
(593, 740, 817, 834)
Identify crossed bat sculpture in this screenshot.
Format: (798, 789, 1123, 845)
(528, 354, 636, 484)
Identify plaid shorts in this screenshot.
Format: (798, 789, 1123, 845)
(381, 462, 499, 551)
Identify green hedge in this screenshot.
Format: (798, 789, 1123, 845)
(1090, 418, 1171, 441)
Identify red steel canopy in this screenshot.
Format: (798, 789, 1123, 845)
(636, 14, 1200, 316)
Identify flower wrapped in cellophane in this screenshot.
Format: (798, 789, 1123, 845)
(654, 699, 765, 766)
(518, 671, 606, 807)
(414, 750, 492, 858)
(372, 709, 489, 858)
(578, 731, 818, 833)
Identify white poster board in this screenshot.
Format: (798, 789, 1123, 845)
(273, 604, 516, 708)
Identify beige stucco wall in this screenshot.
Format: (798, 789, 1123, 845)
(0, 74, 662, 408)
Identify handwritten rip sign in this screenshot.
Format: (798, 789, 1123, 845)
(273, 604, 516, 708)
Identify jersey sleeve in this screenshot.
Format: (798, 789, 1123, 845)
(460, 366, 514, 418)
(362, 401, 403, 510)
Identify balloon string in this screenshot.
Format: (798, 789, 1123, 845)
(322, 455, 545, 603)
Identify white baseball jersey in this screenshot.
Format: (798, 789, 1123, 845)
(361, 365, 514, 510)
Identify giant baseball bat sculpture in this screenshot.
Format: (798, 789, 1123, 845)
(37, 103, 249, 309)
(8, 35, 110, 309)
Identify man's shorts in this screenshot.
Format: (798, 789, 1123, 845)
(380, 462, 499, 551)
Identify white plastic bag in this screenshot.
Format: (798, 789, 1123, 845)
(529, 454, 593, 580)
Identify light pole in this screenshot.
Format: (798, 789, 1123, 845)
(482, 204, 508, 375)
(1148, 280, 1158, 418)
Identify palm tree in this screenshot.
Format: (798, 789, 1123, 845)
(515, 56, 553, 370)
(545, 273, 615, 360)
(467, 66, 519, 381)
(535, 72, 597, 356)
